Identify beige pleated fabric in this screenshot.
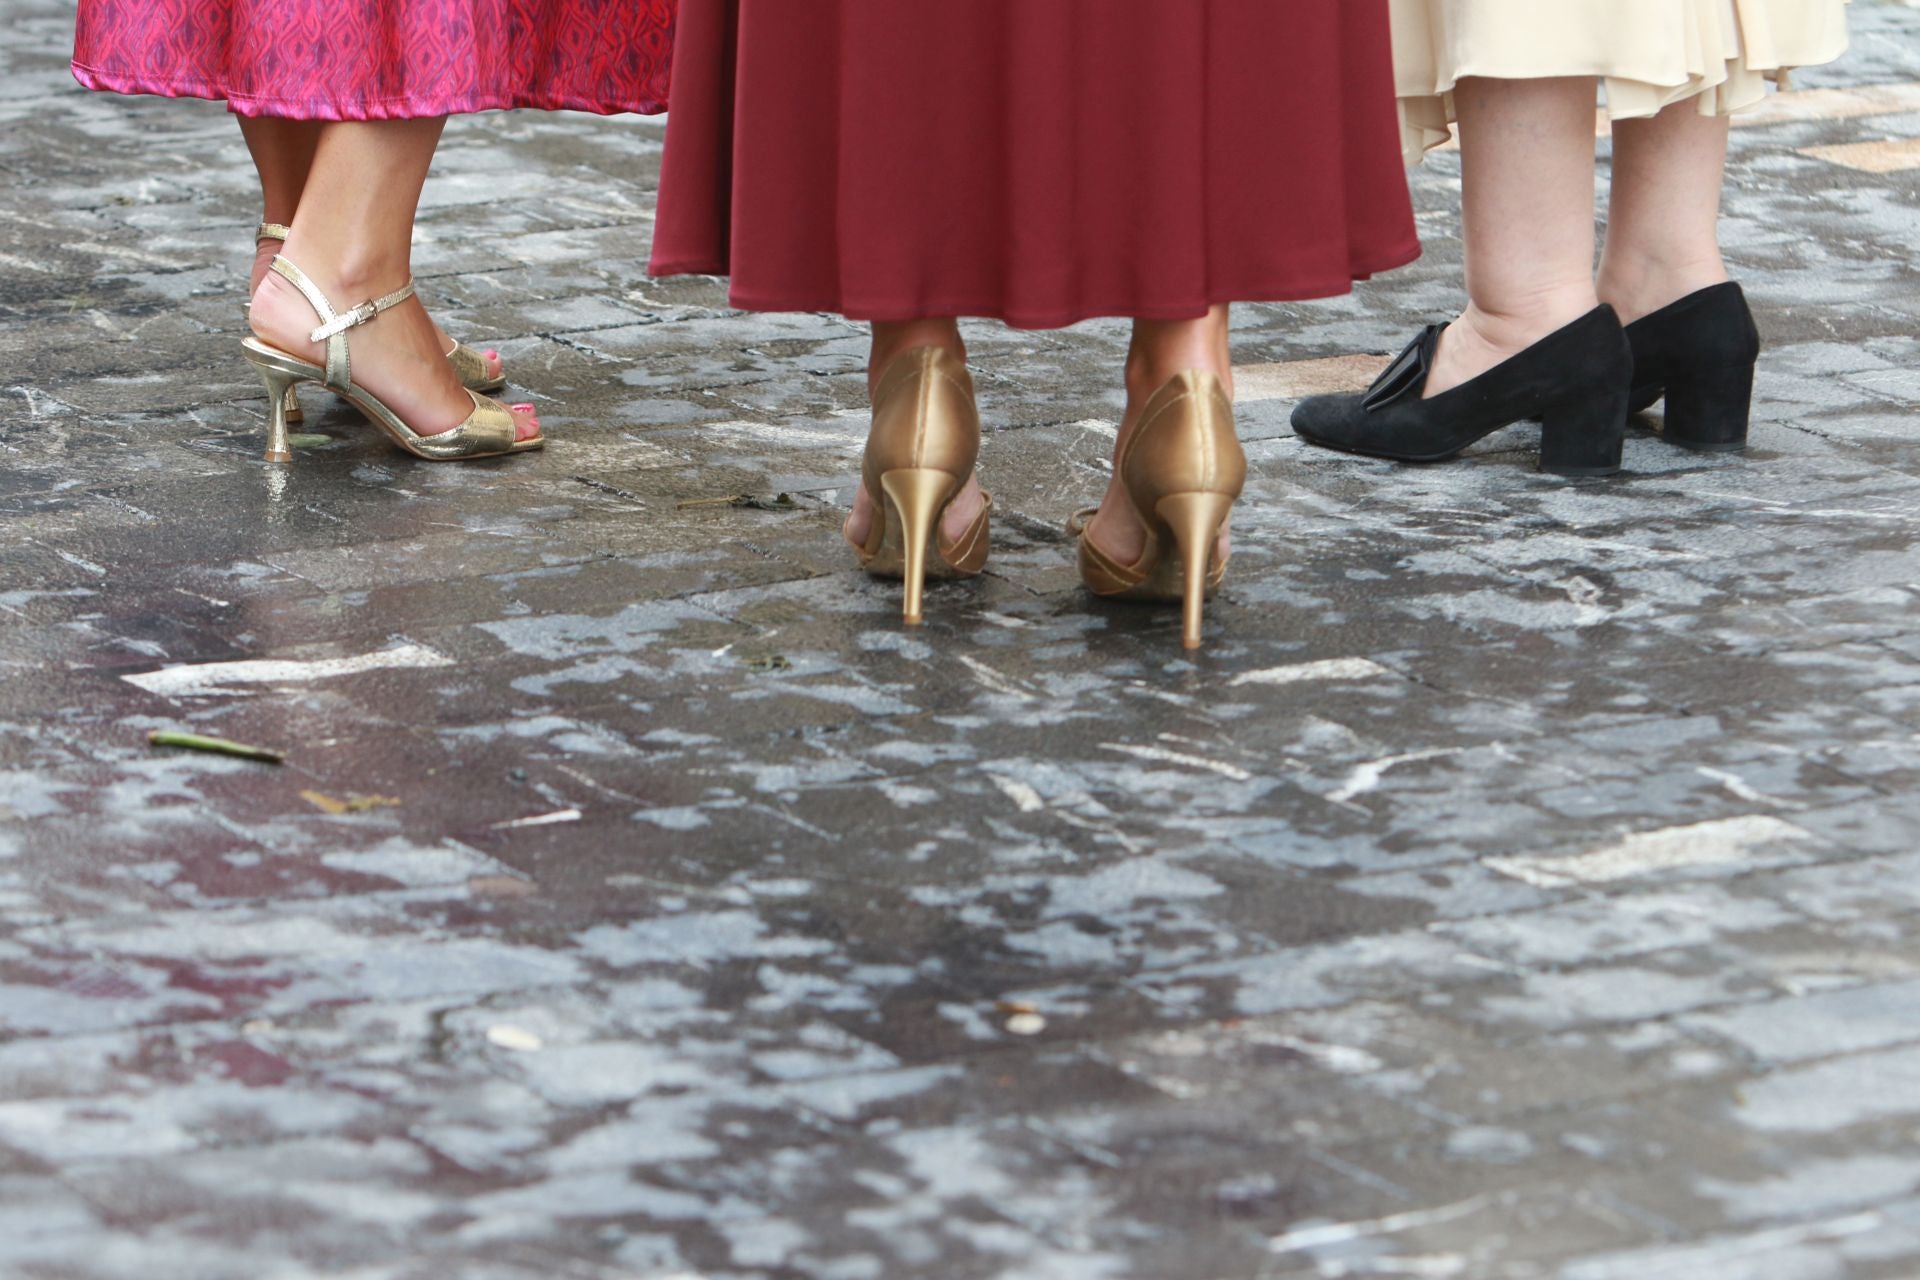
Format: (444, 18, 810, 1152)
(1393, 0, 1851, 163)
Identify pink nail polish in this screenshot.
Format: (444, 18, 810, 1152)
(485, 349, 500, 361)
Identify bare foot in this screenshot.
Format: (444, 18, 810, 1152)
(249, 241, 503, 385)
(249, 266, 536, 442)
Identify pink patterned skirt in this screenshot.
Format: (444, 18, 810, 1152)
(72, 0, 675, 120)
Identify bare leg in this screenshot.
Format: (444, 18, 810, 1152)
(237, 117, 322, 295)
(1084, 305, 1235, 567)
(845, 318, 986, 546)
(247, 118, 536, 440)
(1425, 77, 1602, 398)
(237, 116, 500, 382)
(1599, 101, 1732, 324)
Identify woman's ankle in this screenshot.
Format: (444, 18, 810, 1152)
(275, 231, 414, 303)
(869, 319, 964, 394)
(1457, 288, 1599, 355)
(1125, 307, 1233, 405)
(1597, 256, 1731, 325)
(249, 240, 280, 299)
(1425, 290, 1599, 399)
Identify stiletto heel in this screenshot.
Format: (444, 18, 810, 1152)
(1661, 363, 1755, 452)
(261, 367, 300, 463)
(847, 347, 993, 625)
(250, 226, 305, 426)
(242, 255, 540, 462)
(881, 468, 954, 626)
(1623, 282, 1761, 453)
(253, 221, 508, 397)
(1540, 383, 1629, 477)
(1072, 371, 1246, 651)
(1155, 491, 1238, 651)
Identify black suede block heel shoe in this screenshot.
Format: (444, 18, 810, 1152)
(1292, 306, 1633, 477)
(1625, 282, 1761, 453)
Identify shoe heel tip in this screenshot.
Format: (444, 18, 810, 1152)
(263, 451, 292, 464)
(1541, 464, 1622, 478)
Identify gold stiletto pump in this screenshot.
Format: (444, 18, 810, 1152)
(1071, 371, 1246, 650)
(241, 256, 541, 463)
(254, 223, 508, 406)
(847, 346, 993, 625)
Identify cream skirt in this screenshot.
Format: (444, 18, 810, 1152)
(1393, 0, 1852, 163)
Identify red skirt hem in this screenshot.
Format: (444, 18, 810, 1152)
(650, 1, 1421, 333)
(70, 62, 667, 120)
(652, 240, 1425, 329)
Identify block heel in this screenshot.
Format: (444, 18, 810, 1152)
(1622, 283, 1762, 456)
(1661, 362, 1754, 453)
(1540, 385, 1629, 477)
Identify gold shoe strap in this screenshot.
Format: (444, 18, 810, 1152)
(267, 255, 416, 391)
(255, 222, 292, 243)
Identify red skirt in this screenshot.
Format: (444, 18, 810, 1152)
(71, 0, 675, 120)
(650, 0, 1419, 329)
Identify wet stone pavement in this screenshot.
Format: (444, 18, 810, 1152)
(7, 3, 1920, 1278)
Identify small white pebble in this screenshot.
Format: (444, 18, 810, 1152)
(1005, 1013, 1047, 1037)
(486, 1025, 544, 1052)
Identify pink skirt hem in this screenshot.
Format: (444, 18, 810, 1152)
(71, 62, 666, 120)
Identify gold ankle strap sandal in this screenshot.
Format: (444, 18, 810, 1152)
(253, 223, 507, 395)
(240, 255, 540, 464)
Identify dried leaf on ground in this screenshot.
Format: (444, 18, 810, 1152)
(148, 730, 284, 764)
(300, 790, 400, 815)
(468, 875, 539, 899)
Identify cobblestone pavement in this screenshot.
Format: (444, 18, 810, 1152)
(7, 3, 1920, 1277)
